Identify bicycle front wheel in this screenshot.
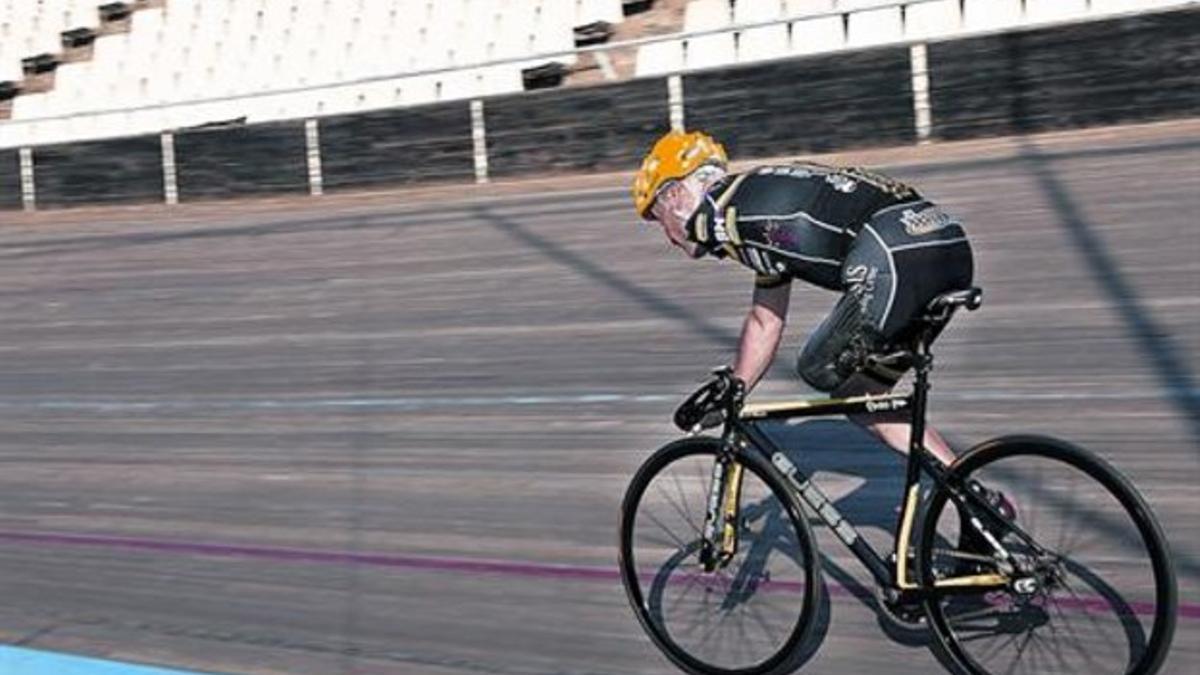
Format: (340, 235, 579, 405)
(619, 437, 822, 675)
(919, 435, 1177, 675)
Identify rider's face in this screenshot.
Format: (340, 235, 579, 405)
(649, 175, 705, 257)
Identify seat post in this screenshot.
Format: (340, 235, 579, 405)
(907, 329, 934, 461)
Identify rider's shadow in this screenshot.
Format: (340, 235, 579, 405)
(758, 417, 952, 647)
(763, 418, 923, 530)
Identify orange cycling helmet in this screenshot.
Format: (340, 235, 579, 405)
(632, 129, 728, 219)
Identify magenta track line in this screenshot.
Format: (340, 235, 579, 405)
(0, 529, 1194, 621)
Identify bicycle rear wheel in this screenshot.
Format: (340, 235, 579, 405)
(919, 435, 1176, 675)
(619, 437, 822, 675)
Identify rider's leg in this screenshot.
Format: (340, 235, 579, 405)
(839, 372, 1015, 561)
(837, 372, 958, 466)
(795, 298, 958, 464)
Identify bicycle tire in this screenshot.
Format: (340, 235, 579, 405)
(619, 437, 823, 675)
(918, 435, 1177, 675)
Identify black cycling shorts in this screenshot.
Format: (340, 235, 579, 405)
(796, 200, 974, 392)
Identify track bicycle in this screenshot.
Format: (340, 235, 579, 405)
(618, 287, 1176, 675)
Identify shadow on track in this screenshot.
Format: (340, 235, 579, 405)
(1014, 139, 1200, 447)
(473, 205, 737, 347)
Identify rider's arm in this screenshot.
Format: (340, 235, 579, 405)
(732, 279, 792, 391)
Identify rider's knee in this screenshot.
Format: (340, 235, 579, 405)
(796, 343, 844, 392)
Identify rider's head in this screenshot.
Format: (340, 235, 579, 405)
(633, 130, 728, 256)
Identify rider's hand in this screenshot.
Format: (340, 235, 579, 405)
(674, 368, 746, 433)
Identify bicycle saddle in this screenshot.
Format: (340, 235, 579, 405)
(919, 287, 983, 325)
(928, 287, 983, 313)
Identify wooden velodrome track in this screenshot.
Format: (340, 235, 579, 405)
(0, 120, 1196, 674)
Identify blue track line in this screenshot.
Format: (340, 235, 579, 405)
(0, 646, 211, 675)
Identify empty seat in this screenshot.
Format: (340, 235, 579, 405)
(837, 0, 899, 9)
(0, 58, 21, 82)
(685, 34, 737, 70)
(437, 68, 485, 102)
(1024, 0, 1089, 24)
(46, 61, 92, 111)
(736, 0, 790, 63)
(736, 0, 784, 23)
(255, 90, 319, 123)
(131, 6, 167, 38)
(790, 14, 845, 54)
(532, 1, 578, 66)
(493, 3, 537, 62)
(480, 64, 524, 96)
(575, 0, 624, 25)
(684, 0, 735, 70)
(0, 120, 28, 149)
(963, 0, 1023, 32)
(738, 24, 790, 62)
(124, 107, 167, 139)
(635, 39, 684, 76)
(784, 0, 836, 17)
(24, 118, 61, 147)
(905, 0, 961, 40)
(315, 83, 368, 117)
(400, 74, 440, 107)
(370, 77, 414, 108)
(11, 92, 49, 120)
(685, 0, 732, 30)
(846, 6, 902, 47)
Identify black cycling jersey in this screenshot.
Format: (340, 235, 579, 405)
(686, 162, 924, 290)
(683, 162, 974, 393)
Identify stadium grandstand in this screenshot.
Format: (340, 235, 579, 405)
(0, 0, 1195, 211)
(0, 0, 1191, 149)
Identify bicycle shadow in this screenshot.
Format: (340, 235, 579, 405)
(757, 417, 951, 649)
(754, 417, 1154, 669)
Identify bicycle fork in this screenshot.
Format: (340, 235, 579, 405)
(700, 452, 744, 572)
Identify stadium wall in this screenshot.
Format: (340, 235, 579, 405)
(33, 136, 164, 208)
(0, 150, 19, 211)
(929, 8, 1200, 139)
(485, 78, 670, 178)
(320, 103, 476, 190)
(1, 7, 1197, 212)
(174, 122, 310, 200)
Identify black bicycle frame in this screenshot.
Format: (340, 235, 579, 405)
(719, 339, 1020, 596)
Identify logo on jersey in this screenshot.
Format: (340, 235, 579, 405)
(758, 165, 815, 179)
(825, 174, 858, 193)
(844, 264, 879, 315)
(900, 207, 955, 236)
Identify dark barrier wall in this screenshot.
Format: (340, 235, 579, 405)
(33, 135, 163, 208)
(930, 8, 1200, 140)
(684, 47, 915, 158)
(484, 78, 669, 178)
(0, 150, 19, 210)
(175, 122, 308, 199)
(320, 103, 474, 190)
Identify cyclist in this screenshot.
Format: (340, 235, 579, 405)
(632, 129, 1013, 522)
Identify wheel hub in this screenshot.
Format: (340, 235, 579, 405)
(1011, 576, 1040, 595)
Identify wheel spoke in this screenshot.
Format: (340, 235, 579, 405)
(641, 508, 693, 552)
(654, 481, 703, 538)
(922, 441, 1172, 675)
(622, 445, 817, 672)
